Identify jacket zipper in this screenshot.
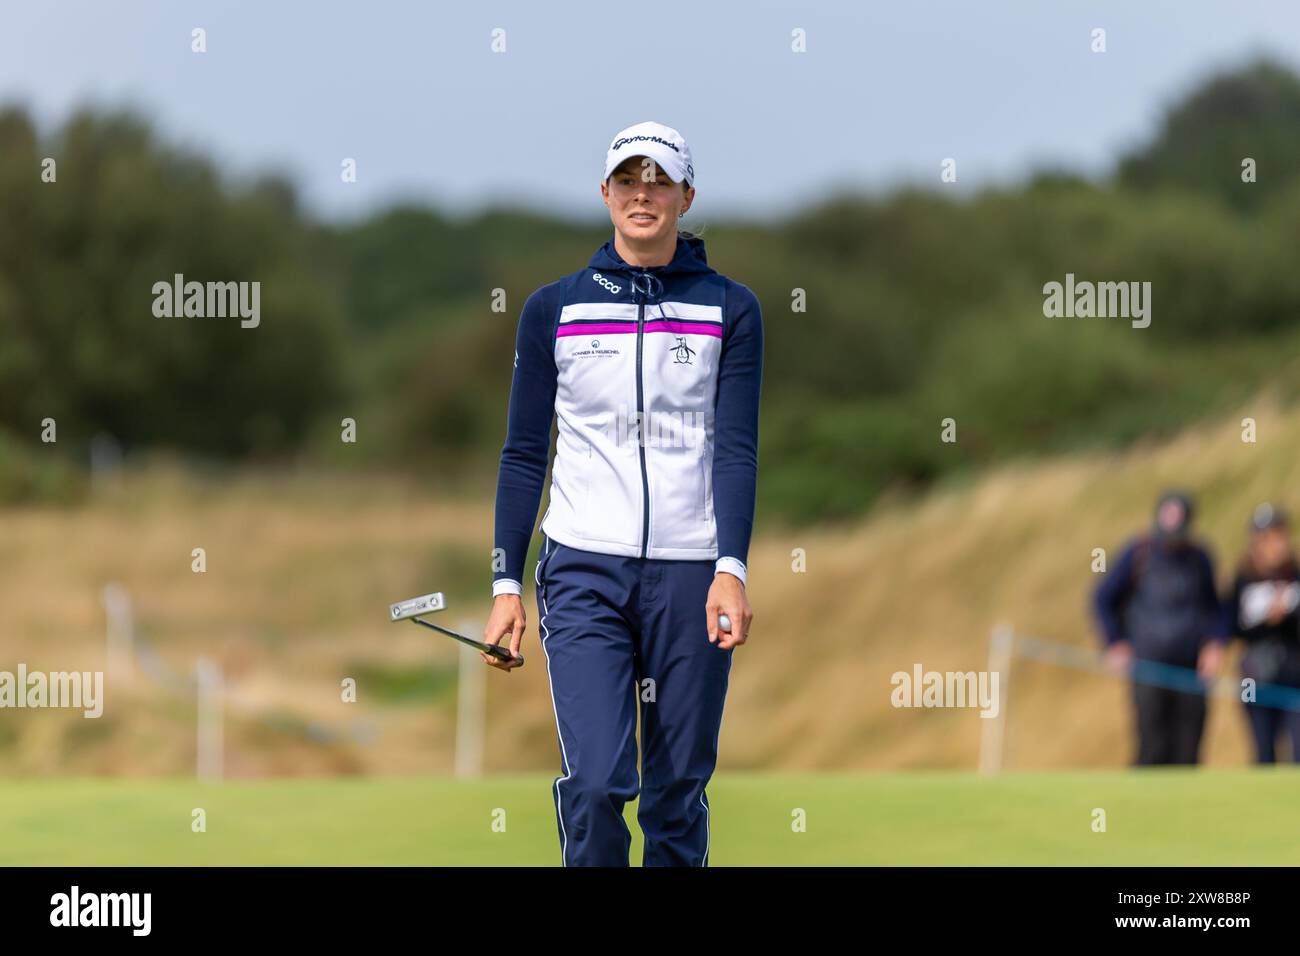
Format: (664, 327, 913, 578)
(635, 294, 651, 558)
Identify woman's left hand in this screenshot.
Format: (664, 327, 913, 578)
(707, 573, 752, 650)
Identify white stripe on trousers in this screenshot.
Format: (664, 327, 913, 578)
(535, 537, 572, 866)
(701, 792, 710, 867)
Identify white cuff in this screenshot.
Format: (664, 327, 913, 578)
(714, 557, 747, 586)
(492, 578, 523, 597)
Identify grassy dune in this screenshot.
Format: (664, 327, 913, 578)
(3, 391, 1300, 776)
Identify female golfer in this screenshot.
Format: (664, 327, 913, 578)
(483, 121, 763, 866)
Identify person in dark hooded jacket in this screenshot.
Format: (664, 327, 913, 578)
(1093, 490, 1226, 765)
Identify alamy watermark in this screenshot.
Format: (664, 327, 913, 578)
(0, 665, 103, 718)
(50, 886, 151, 936)
(152, 273, 261, 328)
(1042, 273, 1151, 328)
(890, 664, 1000, 718)
(603, 405, 707, 449)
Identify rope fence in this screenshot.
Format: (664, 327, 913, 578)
(979, 626, 1300, 772)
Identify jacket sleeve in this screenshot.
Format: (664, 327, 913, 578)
(712, 282, 763, 585)
(492, 289, 557, 596)
(1198, 548, 1227, 644)
(1092, 541, 1137, 646)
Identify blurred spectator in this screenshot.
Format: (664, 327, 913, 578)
(1093, 490, 1226, 765)
(1222, 503, 1300, 764)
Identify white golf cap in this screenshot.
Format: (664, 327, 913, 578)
(602, 121, 695, 187)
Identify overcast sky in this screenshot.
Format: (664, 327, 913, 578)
(2, 1, 1298, 225)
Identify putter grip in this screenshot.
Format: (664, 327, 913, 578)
(487, 643, 523, 665)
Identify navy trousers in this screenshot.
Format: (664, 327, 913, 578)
(534, 531, 732, 866)
(1243, 701, 1300, 763)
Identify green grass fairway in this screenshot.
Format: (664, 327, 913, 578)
(2, 769, 1298, 865)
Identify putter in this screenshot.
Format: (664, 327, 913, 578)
(389, 591, 524, 667)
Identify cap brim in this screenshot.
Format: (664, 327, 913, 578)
(604, 148, 689, 184)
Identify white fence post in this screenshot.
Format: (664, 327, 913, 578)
(102, 583, 134, 687)
(89, 431, 124, 496)
(195, 657, 224, 782)
(979, 624, 1014, 775)
(454, 621, 486, 778)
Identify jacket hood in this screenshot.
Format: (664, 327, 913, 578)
(587, 233, 715, 277)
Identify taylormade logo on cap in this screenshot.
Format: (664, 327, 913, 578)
(603, 121, 694, 187)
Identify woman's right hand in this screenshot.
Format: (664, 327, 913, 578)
(483, 594, 527, 672)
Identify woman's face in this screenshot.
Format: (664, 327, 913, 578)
(601, 157, 694, 244)
(1252, 526, 1292, 572)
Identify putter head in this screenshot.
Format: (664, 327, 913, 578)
(389, 592, 446, 622)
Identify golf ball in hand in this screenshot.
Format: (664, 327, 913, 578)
(718, 614, 732, 633)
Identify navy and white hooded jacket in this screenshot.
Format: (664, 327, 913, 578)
(492, 233, 763, 596)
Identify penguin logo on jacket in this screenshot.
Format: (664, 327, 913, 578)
(670, 336, 695, 365)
